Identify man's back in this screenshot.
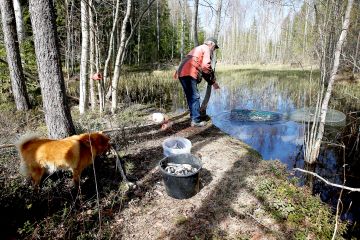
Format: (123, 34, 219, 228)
(178, 44, 213, 80)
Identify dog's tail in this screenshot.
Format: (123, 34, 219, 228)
(16, 133, 41, 176)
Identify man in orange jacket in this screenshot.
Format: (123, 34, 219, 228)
(176, 37, 220, 127)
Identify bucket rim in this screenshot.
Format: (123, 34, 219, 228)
(158, 153, 202, 178)
(162, 136, 192, 148)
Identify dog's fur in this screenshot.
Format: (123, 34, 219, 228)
(17, 132, 110, 186)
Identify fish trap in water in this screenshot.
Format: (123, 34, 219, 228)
(229, 109, 283, 123)
(289, 107, 346, 126)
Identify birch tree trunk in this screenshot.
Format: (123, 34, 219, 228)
(214, 0, 223, 39)
(103, 0, 120, 91)
(353, 31, 360, 74)
(12, 0, 24, 44)
(89, 0, 96, 111)
(180, 0, 185, 60)
(29, 0, 75, 138)
(110, 0, 132, 113)
(94, 15, 104, 113)
(202, 0, 222, 116)
(0, 0, 30, 110)
(192, 0, 199, 47)
(303, 1, 309, 60)
(79, 0, 89, 114)
(309, 0, 354, 163)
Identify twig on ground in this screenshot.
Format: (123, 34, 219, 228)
(88, 131, 102, 237)
(111, 146, 136, 190)
(0, 144, 15, 149)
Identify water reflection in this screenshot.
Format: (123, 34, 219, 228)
(206, 75, 304, 166)
(211, 111, 304, 165)
(198, 70, 359, 234)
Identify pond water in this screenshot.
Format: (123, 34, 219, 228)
(177, 69, 359, 236)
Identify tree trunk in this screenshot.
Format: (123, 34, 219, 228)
(89, 0, 96, 111)
(214, 0, 223, 39)
(0, 0, 30, 110)
(65, 0, 73, 84)
(69, 0, 75, 76)
(29, 0, 75, 138)
(111, 0, 132, 113)
(137, 21, 141, 65)
(12, 0, 24, 44)
(353, 31, 360, 74)
(156, 0, 160, 62)
(192, 0, 199, 47)
(108, 0, 156, 113)
(180, 0, 185, 60)
(309, 0, 354, 163)
(94, 17, 105, 113)
(79, 0, 89, 114)
(202, 0, 222, 115)
(103, 0, 120, 91)
(303, 1, 309, 61)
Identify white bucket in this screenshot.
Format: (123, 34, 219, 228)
(162, 137, 192, 157)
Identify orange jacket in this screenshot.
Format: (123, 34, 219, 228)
(176, 44, 215, 84)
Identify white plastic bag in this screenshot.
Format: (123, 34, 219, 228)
(162, 137, 192, 157)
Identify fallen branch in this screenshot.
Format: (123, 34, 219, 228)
(294, 168, 360, 192)
(111, 146, 136, 190)
(0, 143, 15, 149)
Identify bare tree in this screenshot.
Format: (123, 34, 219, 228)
(109, 0, 156, 113)
(89, 0, 96, 111)
(110, 0, 132, 113)
(307, 0, 354, 163)
(180, 0, 185, 60)
(214, 0, 223, 39)
(103, 0, 120, 91)
(79, 0, 89, 114)
(0, 0, 30, 110)
(29, 0, 75, 138)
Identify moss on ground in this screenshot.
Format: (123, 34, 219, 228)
(246, 160, 347, 239)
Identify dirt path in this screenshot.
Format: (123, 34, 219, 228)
(1, 111, 341, 239)
(109, 117, 284, 239)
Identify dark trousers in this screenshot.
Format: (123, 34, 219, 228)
(179, 76, 201, 123)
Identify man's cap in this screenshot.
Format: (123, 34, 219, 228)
(205, 37, 219, 49)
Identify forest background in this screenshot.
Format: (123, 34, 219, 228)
(1, 0, 359, 122)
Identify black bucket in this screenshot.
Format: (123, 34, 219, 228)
(159, 153, 202, 199)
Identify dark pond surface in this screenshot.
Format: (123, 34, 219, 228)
(184, 69, 359, 236)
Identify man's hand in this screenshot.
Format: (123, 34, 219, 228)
(212, 82, 220, 90)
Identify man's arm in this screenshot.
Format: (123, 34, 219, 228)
(201, 46, 216, 85)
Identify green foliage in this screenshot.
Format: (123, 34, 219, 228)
(17, 221, 35, 236)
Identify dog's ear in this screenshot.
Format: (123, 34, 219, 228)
(78, 134, 93, 148)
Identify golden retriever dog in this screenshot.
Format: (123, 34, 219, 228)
(17, 132, 110, 187)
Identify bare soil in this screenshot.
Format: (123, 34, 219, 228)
(110, 120, 282, 240)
